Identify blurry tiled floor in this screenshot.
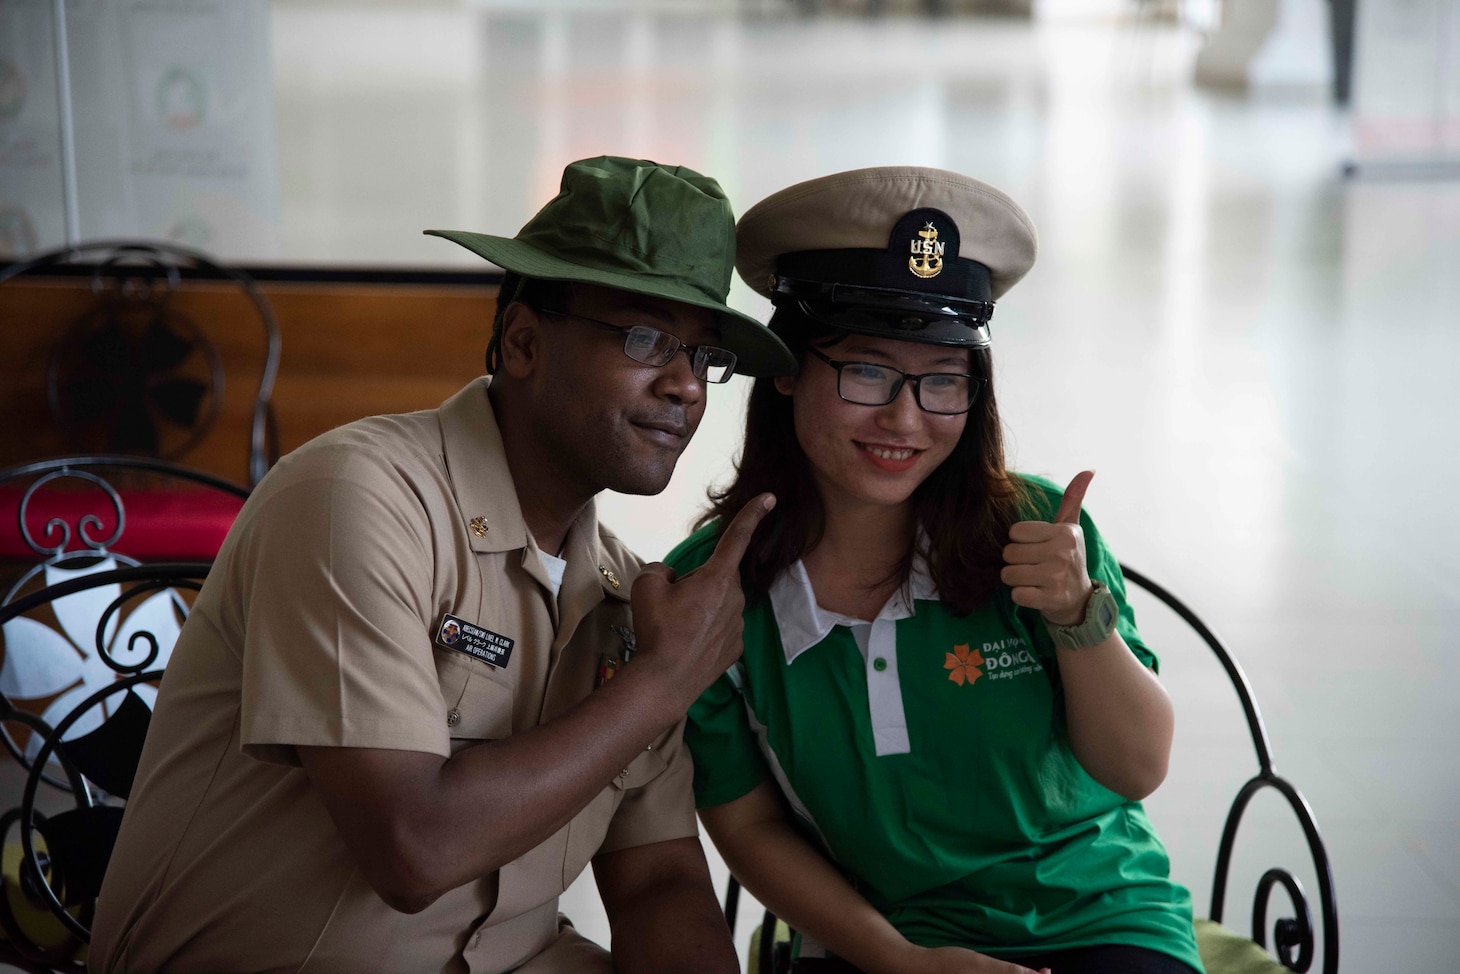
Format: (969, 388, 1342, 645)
(15, 4, 1448, 971)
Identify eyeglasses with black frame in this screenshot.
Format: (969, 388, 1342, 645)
(538, 308, 738, 383)
(807, 346, 982, 415)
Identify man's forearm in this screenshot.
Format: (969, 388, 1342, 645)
(300, 662, 687, 912)
(606, 873, 738, 973)
(597, 838, 739, 974)
(446, 666, 685, 840)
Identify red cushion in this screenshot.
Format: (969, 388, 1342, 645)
(0, 485, 244, 561)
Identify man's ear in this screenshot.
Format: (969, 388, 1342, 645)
(497, 302, 541, 379)
(773, 372, 798, 396)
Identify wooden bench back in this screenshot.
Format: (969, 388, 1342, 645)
(1, 273, 500, 484)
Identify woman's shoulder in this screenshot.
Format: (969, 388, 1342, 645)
(663, 520, 723, 574)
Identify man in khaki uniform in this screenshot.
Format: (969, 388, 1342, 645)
(90, 156, 795, 973)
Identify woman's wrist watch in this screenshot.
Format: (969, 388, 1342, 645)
(1046, 581, 1118, 650)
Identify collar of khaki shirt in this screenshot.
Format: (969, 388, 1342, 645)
(436, 377, 638, 609)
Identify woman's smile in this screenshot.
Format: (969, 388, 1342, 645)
(855, 440, 924, 472)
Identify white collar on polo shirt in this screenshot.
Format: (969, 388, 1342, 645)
(769, 554, 939, 665)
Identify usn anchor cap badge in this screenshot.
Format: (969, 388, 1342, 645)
(909, 221, 945, 279)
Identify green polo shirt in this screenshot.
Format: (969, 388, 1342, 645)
(666, 475, 1202, 971)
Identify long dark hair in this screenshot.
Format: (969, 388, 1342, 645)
(699, 305, 1027, 617)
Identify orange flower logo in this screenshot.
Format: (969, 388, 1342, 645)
(945, 644, 985, 686)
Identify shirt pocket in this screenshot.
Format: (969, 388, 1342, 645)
(561, 744, 668, 887)
(433, 650, 513, 747)
(611, 740, 668, 791)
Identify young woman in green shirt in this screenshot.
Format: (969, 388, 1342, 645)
(666, 168, 1203, 974)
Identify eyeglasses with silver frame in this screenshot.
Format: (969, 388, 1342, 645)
(539, 308, 738, 383)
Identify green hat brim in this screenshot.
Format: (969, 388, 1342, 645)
(426, 229, 795, 378)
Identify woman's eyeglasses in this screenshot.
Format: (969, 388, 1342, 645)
(807, 346, 981, 415)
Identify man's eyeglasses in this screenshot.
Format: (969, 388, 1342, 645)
(539, 308, 738, 383)
(807, 346, 982, 415)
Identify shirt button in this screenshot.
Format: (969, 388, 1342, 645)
(620, 769, 630, 778)
(873, 657, 888, 672)
(446, 709, 461, 727)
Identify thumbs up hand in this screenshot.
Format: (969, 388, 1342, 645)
(1000, 471, 1096, 628)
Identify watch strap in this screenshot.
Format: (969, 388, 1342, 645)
(1047, 580, 1118, 650)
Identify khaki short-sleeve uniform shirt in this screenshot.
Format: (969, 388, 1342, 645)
(90, 379, 697, 974)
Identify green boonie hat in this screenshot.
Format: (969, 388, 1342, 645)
(427, 155, 795, 378)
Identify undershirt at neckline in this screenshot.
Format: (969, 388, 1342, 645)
(538, 549, 567, 601)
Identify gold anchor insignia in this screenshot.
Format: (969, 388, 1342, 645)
(598, 565, 621, 589)
(469, 516, 489, 538)
(908, 222, 945, 279)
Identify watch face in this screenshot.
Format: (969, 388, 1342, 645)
(1096, 597, 1117, 630)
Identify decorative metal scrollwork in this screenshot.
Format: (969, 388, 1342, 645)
(1253, 867, 1314, 972)
(93, 577, 200, 675)
(15, 668, 163, 944)
(0, 560, 203, 791)
(1207, 773, 1337, 974)
(1118, 566, 1339, 974)
(16, 467, 126, 558)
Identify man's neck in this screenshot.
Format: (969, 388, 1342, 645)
(490, 384, 592, 557)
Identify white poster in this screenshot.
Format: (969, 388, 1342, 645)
(0, 0, 61, 257)
(1351, 0, 1460, 168)
(0, 0, 279, 260)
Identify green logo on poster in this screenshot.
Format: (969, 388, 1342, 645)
(157, 67, 206, 132)
(167, 215, 214, 248)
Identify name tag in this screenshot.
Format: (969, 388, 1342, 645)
(434, 612, 514, 668)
